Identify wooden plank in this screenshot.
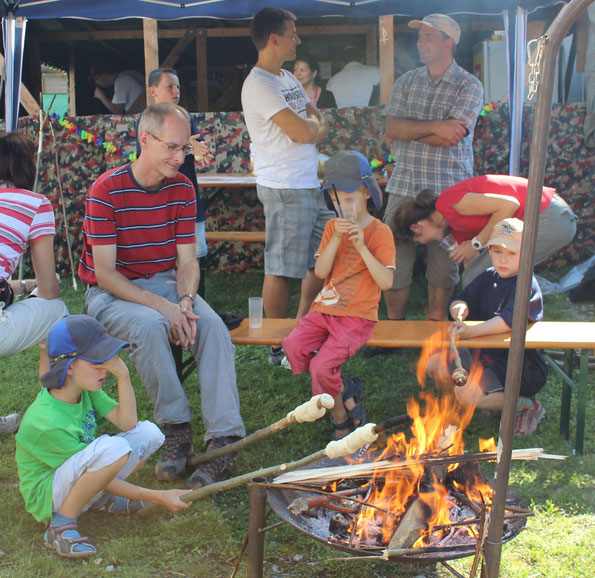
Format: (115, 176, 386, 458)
(143, 18, 159, 107)
(161, 29, 195, 69)
(68, 48, 76, 116)
(206, 231, 265, 243)
(196, 28, 208, 112)
(196, 172, 388, 188)
(379, 15, 394, 105)
(230, 319, 595, 349)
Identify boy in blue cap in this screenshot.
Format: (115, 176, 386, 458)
(282, 151, 396, 439)
(15, 315, 192, 559)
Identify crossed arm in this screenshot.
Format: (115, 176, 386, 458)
(270, 102, 328, 144)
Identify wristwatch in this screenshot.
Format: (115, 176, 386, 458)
(471, 236, 484, 251)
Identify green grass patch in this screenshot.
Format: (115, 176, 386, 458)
(0, 271, 592, 576)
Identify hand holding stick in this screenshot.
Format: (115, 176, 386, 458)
(188, 394, 334, 467)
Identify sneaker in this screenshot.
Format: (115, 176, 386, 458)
(515, 400, 546, 435)
(155, 422, 193, 481)
(280, 355, 292, 370)
(0, 413, 21, 435)
(186, 435, 241, 488)
(268, 346, 285, 366)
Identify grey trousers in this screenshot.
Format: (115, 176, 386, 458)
(84, 270, 245, 442)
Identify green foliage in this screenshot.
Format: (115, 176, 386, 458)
(0, 272, 592, 576)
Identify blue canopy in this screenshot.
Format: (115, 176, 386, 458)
(0, 0, 565, 20)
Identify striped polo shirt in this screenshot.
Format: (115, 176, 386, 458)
(78, 164, 196, 285)
(0, 188, 56, 279)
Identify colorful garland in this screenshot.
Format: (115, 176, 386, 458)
(480, 101, 498, 117)
(49, 113, 137, 161)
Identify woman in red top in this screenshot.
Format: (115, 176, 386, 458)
(392, 174, 577, 287)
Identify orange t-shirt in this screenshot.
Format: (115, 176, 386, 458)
(310, 218, 396, 322)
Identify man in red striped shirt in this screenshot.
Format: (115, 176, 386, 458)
(79, 103, 245, 487)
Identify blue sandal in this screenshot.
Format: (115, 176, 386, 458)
(330, 377, 366, 438)
(44, 523, 97, 559)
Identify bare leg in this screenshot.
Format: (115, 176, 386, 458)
(331, 392, 360, 439)
(262, 274, 289, 318)
(58, 454, 129, 518)
(297, 269, 324, 320)
(455, 385, 505, 412)
(427, 284, 453, 321)
(384, 286, 410, 320)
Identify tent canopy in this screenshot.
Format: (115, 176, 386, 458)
(0, 0, 565, 20)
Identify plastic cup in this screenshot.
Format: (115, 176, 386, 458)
(440, 234, 458, 253)
(341, 197, 358, 222)
(248, 297, 263, 329)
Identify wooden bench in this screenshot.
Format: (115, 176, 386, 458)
(227, 319, 593, 454)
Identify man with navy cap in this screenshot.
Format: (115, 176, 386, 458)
(376, 14, 484, 342)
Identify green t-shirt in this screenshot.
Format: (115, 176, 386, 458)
(15, 388, 118, 523)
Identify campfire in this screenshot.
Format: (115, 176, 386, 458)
(266, 335, 534, 562)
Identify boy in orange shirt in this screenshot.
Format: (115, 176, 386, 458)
(282, 151, 396, 438)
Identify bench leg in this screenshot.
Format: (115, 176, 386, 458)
(198, 256, 206, 299)
(575, 349, 588, 455)
(559, 350, 574, 441)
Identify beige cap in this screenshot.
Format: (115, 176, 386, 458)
(409, 14, 461, 45)
(487, 218, 524, 251)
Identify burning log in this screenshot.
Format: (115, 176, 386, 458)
(387, 496, 431, 550)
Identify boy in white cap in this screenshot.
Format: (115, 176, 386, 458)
(426, 218, 548, 435)
(15, 315, 191, 559)
(282, 151, 396, 439)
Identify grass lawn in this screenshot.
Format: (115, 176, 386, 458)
(0, 270, 593, 577)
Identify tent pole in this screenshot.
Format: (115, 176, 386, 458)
(482, 0, 593, 575)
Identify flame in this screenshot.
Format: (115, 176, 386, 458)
(343, 326, 494, 549)
(479, 437, 497, 452)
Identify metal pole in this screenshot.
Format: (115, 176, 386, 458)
(482, 0, 593, 576)
(247, 477, 267, 578)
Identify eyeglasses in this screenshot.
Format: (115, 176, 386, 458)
(148, 132, 194, 156)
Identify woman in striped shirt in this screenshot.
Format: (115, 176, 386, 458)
(0, 133, 68, 436)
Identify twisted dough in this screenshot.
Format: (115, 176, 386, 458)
(288, 393, 334, 423)
(325, 423, 378, 458)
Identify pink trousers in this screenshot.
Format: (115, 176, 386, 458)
(282, 311, 375, 397)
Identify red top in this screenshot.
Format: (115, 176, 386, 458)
(436, 175, 556, 243)
(78, 164, 196, 285)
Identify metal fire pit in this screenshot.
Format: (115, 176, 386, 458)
(246, 454, 527, 575)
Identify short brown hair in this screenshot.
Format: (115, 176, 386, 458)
(392, 188, 438, 240)
(138, 102, 190, 137)
(0, 132, 36, 190)
(250, 7, 296, 51)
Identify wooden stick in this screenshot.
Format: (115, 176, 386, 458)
(188, 394, 334, 466)
(332, 184, 344, 218)
(450, 312, 468, 386)
(48, 121, 78, 291)
(273, 448, 558, 485)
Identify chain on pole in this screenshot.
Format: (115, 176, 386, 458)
(527, 35, 549, 101)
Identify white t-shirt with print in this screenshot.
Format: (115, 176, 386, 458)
(241, 67, 318, 189)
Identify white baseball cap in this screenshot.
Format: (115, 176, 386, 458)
(409, 14, 461, 45)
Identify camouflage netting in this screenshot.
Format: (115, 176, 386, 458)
(6, 103, 593, 276)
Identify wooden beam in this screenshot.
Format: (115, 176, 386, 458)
(0, 53, 41, 116)
(196, 28, 208, 112)
(161, 29, 195, 69)
(68, 48, 76, 116)
(379, 15, 394, 105)
(143, 18, 159, 107)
